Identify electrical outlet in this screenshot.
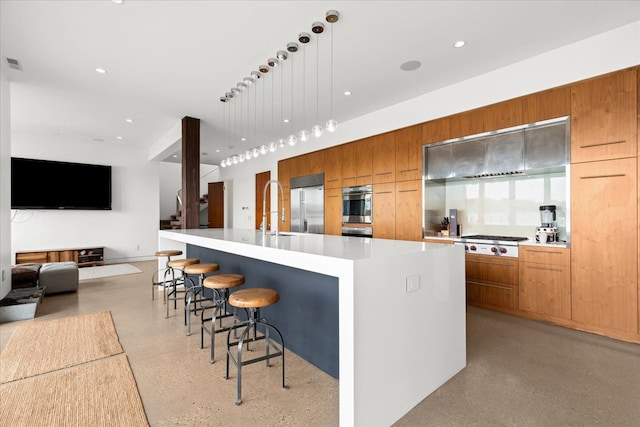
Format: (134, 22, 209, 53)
(406, 275, 420, 293)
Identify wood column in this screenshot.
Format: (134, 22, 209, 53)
(181, 116, 200, 229)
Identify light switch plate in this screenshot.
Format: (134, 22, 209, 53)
(406, 275, 420, 293)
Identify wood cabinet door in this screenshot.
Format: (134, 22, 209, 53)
(278, 160, 291, 232)
(519, 247, 571, 319)
(483, 98, 524, 131)
(356, 138, 373, 185)
(373, 183, 395, 239)
(255, 171, 271, 230)
(300, 150, 325, 176)
(523, 86, 571, 123)
(571, 158, 638, 333)
(422, 116, 451, 144)
(571, 68, 637, 163)
(372, 132, 395, 184)
(341, 142, 357, 187)
(324, 145, 342, 189)
(324, 188, 342, 236)
(207, 182, 224, 228)
(394, 179, 422, 241)
(395, 125, 422, 182)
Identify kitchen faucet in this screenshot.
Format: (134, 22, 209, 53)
(262, 179, 285, 238)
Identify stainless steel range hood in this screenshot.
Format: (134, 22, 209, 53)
(425, 116, 569, 180)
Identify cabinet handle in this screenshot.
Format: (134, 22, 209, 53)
(357, 175, 372, 178)
(399, 168, 418, 173)
(525, 250, 564, 255)
(579, 140, 625, 148)
(398, 189, 418, 193)
(327, 195, 340, 198)
(375, 172, 392, 176)
(327, 179, 339, 182)
(467, 281, 512, 291)
(468, 260, 515, 267)
(580, 174, 626, 179)
(525, 265, 563, 272)
(375, 191, 393, 194)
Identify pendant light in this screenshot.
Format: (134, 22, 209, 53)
(298, 32, 311, 142)
(325, 10, 339, 132)
(311, 22, 325, 138)
(287, 42, 299, 146)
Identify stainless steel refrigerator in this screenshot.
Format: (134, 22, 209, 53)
(290, 173, 324, 234)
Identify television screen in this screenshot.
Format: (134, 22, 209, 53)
(11, 157, 112, 210)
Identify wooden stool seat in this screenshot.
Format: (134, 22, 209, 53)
(184, 263, 219, 275)
(168, 258, 200, 268)
(154, 250, 183, 258)
(229, 288, 279, 309)
(204, 274, 245, 290)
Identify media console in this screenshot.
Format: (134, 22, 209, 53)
(15, 247, 104, 268)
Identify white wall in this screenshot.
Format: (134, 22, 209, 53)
(1, 68, 11, 299)
(10, 132, 160, 264)
(218, 21, 640, 229)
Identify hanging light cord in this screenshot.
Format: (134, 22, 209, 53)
(316, 34, 320, 123)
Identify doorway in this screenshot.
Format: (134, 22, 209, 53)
(255, 171, 271, 230)
(207, 182, 224, 228)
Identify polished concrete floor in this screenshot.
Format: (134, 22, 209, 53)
(1, 260, 639, 426)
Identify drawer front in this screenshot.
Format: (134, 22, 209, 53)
(519, 247, 570, 266)
(465, 254, 518, 285)
(16, 252, 48, 264)
(519, 263, 571, 319)
(467, 281, 518, 309)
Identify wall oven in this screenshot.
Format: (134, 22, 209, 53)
(342, 185, 372, 224)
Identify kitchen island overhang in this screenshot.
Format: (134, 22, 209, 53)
(159, 228, 466, 427)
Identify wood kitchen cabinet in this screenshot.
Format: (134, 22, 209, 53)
(570, 67, 637, 163)
(324, 145, 342, 189)
(341, 142, 357, 187)
(372, 132, 396, 184)
(394, 179, 422, 241)
(324, 187, 342, 236)
(571, 157, 638, 333)
(277, 159, 291, 232)
(466, 254, 519, 310)
(373, 183, 395, 239)
(519, 246, 571, 320)
(395, 125, 423, 182)
(356, 138, 373, 185)
(483, 97, 524, 131)
(523, 86, 571, 123)
(449, 109, 484, 139)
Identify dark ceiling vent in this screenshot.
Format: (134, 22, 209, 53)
(5, 57, 22, 71)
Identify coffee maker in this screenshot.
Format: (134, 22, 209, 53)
(536, 205, 558, 243)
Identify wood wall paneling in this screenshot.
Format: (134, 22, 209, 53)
(570, 68, 638, 163)
(571, 157, 638, 333)
(372, 132, 396, 184)
(373, 183, 395, 239)
(523, 86, 571, 123)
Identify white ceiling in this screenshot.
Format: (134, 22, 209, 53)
(2, 1, 640, 166)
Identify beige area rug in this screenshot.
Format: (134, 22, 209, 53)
(79, 263, 142, 281)
(0, 354, 149, 427)
(0, 311, 123, 383)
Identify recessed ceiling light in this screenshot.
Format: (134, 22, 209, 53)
(215, 149, 220, 153)
(116, 136, 123, 140)
(172, 155, 178, 158)
(454, 40, 466, 48)
(125, 118, 133, 123)
(400, 60, 421, 71)
(283, 118, 290, 123)
(112, 0, 124, 4)
(95, 68, 107, 74)
(344, 91, 352, 96)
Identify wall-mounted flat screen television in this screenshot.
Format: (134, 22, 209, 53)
(11, 157, 112, 210)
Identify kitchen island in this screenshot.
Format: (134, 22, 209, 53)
(158, 228, 466, 427)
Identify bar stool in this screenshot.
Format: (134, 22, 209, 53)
(200, 273, 245, 362)
(151, 250, 182, 301)
(183, 262, 220, 336)
(165, 258, 200, 319)
(225, 287, 286, 405)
